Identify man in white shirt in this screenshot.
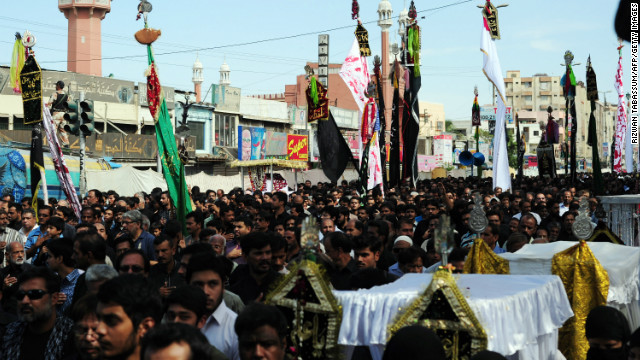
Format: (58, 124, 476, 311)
(0, 208, 26, 267)
(187, 251, 239, 360)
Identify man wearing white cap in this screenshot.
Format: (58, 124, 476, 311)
(388, 236, 414, 277)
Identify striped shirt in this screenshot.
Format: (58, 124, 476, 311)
(0, 228, 26, 267)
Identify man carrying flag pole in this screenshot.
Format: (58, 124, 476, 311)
(135, 3, 191, 232)
(480, 0, 511, 192)
(30, 124, 46, 217)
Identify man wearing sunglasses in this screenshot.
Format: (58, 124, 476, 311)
(0, 267, 75, 359)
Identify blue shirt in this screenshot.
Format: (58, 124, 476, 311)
(24, 226, 42, 257)
(493, 246, 507, 254)
(58, 268, 84, 315)
(134, 230, 157, 260)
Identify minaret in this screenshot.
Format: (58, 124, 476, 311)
(219, 60, 230, 86)
(193, 55, 203, 102)
(59, 0, 111, 76)
(378, 0, 393, 130)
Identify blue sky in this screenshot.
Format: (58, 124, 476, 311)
(0, 0, 631, 121)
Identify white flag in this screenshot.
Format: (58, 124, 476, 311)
(481, 23, 511, 192)
(339, 38, 370, 113)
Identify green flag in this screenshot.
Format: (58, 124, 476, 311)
(145, 45, 191, 232)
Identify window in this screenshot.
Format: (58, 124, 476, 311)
(533, 131, 539, 136)
(0, 117, 8, 130)
(215, 114, 236, 147)
(540, 82, 550, 91)
(523, 82, 532, 88)
(190, 121, 205, 150)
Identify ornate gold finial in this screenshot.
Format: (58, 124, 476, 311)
(572, 197, 594, 240)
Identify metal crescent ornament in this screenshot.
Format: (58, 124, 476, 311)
(469, 194, 488, 233)
(572, 197, 594, 240)
(22, 31, 36, 48)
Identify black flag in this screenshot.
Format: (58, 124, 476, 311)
(389, 61, 401, 188)
(402, 66, 420, 186)
(30, 124, 44, 218)
(318, 112, 354, 183)
(306, 79, 354, 183)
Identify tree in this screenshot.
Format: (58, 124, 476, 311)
(506, 128, 517, 168)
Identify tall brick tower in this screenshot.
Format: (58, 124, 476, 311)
(59, 0, 111, 76)
(378, 0, 393, 130)
(193, 55, 203, 102)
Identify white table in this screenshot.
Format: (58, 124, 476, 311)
(333, 273, 573, 360)
(501, 241, 640, 330)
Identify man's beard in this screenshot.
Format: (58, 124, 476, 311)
(102, 328, 138, 360)
(10, 258, 24, 265)
(19, 300, 53, 323)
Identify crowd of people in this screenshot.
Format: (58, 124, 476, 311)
(0, 172, 638, 359)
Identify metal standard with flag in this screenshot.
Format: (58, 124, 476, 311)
(136, 2, 191, 232)
(480, 0, 511, 192)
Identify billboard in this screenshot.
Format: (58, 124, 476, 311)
(287, 134, 308, 161)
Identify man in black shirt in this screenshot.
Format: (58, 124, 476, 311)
(323, 232, 358, 290)
(229, 233, 281, 304)
(1, 267, 75, 359)
(149, 234, 185, 299)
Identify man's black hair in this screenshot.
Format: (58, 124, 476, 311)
(234, 216, 253, 229)
(56, 80, 65, 89)
(199, 228, 216, 241)
(239, 232, 271, 255)
(46, 216, 66, 232)
(186, 252, 228, 283)
(153, 233, 174, 248)
(70, 293, 98, 323)
(352, 235, 382, 253)
(116, 249, 150, 274)
(141, 323, 216, 360)
(18, 266, 61, 293)
(272, 192, 288, 205)
(88, 189, 103, 203)
(165, 285, 208, 321)
(114, 234, 134, 249)
(185, 210, 205, 226)
(349, 268, 392, 290)
(47, 238, 75, 267)
(164, 220, 182, 238)
(97, 274, 163, 327)
(182, 242, 214, 257)
(235, 303, 288, 339)
(57, 205, 74, 220)
(75, 231, 106, 260)
(397, 247, 425, 266)
(269, 233, 288, 253)
(324, 232, 354, 253)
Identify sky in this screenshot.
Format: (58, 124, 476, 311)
(0, 0, 632, 122)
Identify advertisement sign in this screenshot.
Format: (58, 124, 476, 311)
(433, 135, 453, 166)
(287, 134, 308, 161)
(238, 126, 266, 160)
(212, 84, 241, 113)
(265, 132, 287, 157)
(343, 130, 360, 160)
(481, 106, 513, 129)
(418, 155, 438, 172)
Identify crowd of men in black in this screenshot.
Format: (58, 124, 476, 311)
(0, 172, 639, 359)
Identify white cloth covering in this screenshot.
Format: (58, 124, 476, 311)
(500, 242, 640, 305)
(333, 274, 572, 359)
(500, 241, 640, 330)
